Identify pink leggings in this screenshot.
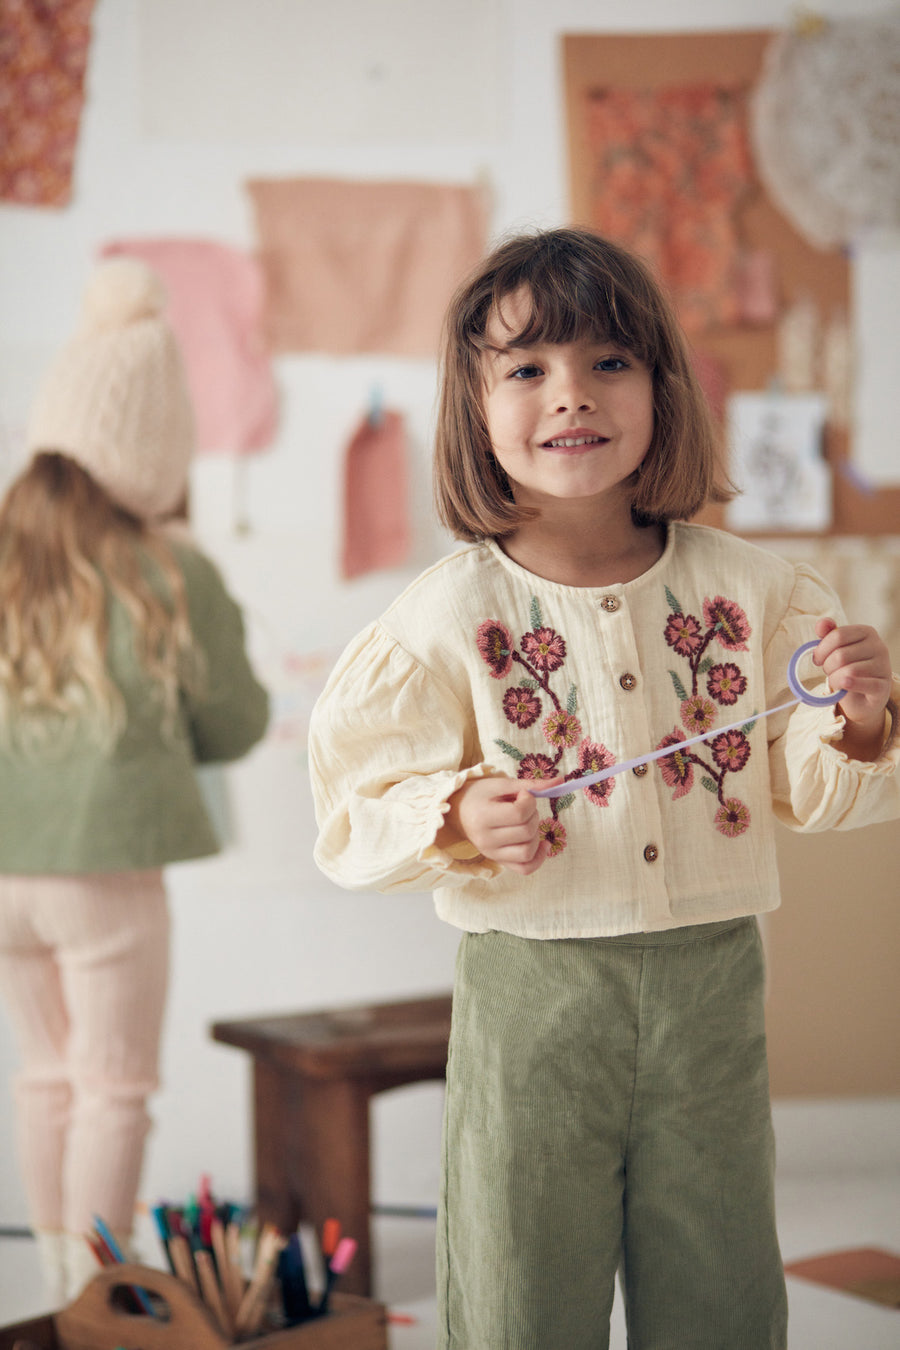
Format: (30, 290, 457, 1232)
(0, 871, 169, 1235)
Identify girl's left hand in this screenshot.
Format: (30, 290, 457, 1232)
(813, 617, 892, 759)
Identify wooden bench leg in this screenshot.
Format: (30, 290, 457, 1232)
(250, 1061, 375, 1297)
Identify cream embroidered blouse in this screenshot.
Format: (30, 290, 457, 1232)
(309, 523, 900, 938)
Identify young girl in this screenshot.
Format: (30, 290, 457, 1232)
(0, 258, 269, 1305)
(309, 228, 898, 1349)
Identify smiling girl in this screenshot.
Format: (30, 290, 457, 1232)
(309, 228, 899, 1349)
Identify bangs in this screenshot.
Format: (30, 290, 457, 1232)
(467, 234, 658, 363)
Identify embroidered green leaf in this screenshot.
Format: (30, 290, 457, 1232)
(555, 793, 576, 812)
(701, 776, 719, 794)
(567, 684, 578, 714)
(494, 739, 524, 762)
(530, 596, 543, 631)
(664, 585, 682, 614)
(698, 655, 715, 674)
(519, 677, 539, 691)
(740, 713, 760, 735)
(668, 669, 689, 703)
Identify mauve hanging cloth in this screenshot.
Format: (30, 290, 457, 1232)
(341, 410, 410, 580)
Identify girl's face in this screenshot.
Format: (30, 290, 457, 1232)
(480, 287, 655, 514)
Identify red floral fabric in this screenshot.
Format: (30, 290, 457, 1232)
(0, 0, 95, 208)
(585, 85, 753, 335)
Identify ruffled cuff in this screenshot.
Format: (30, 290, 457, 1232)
(417, 762, 503, 884)
(812, 673, 900, 772)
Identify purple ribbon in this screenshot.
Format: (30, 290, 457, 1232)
(532, 640, 845, 800)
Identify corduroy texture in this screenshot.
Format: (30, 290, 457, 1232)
(437, 919, 788, 1350)
(0, 870, 169, 1236)
(26, 257, 195, 519)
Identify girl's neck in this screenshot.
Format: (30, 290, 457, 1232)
(497, 501, 667, 588)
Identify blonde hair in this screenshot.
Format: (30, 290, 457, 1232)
(0, 452, 202, 755)
(434, 227, 734, 541)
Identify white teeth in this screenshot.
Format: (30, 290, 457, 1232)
(547, 435, 601, 447)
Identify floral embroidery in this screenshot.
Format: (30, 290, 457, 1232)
(660, 584, 754, 837)
(476, 621, 514, 679)
(475, 598, 616, 858)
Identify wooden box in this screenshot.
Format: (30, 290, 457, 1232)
(0, 1264, 387, 1350)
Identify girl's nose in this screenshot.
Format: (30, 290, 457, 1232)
(548, 367, 596, 413)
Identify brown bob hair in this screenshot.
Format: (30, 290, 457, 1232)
(434, 227, 733, 542)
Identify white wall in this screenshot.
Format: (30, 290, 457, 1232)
(0, 0, 893, 1231)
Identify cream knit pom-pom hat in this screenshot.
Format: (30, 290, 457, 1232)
(26, 258, 195, 519)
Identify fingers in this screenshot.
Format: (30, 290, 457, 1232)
(811, 621, 892, 725)
(455, 777, 562, 875)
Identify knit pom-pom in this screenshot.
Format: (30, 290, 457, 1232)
(81, 258, 168, 332)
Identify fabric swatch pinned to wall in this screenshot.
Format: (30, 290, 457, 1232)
(246, 177, 489, 357)
(0, 0, 96, 207)
(585, 85, 753, 335)
(100, 238, 278, 455)
(341, 408, 410, 580)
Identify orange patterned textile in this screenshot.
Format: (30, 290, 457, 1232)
(585, 85, 753, 335)
(0, 0, 95, 208)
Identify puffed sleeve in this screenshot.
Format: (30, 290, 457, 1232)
(308, 622, 501, 893)
(766, 564, 900, 832)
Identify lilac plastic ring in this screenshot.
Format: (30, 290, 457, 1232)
(787, 639, 845, 707)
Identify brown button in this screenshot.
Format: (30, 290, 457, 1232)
(600, 595, 619, 612)
(632, 763, 649, 777)
(643, 844, 659, 863)
(619, 672, 637, 691)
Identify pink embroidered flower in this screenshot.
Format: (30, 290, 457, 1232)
(703, 596, 750, 651)
(476, 620, 514, 678)
(656, 729, 694, 799)
(502, 686, 542, 729)
(521, 627, 567, 672)
(710, 729, 751, 773)
(680, 694, 717, 734)
(715, 797, 751, 838)
(542, 709, 582, 748)
(706, 662, 747, 705)
(517, 753, 557, 781)
(664, 612, 704, 656)
(577, 738, 617, 807)
(539, 817, 568, 856)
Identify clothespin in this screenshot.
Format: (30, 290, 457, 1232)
(368, 384, 384, 428)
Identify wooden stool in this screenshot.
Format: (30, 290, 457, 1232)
(210, 993, 452, 1298)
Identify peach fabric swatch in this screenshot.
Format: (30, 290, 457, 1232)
(247, 177, 488, 357)
(341, 409, 410, 580)
(0, 0, 96, 207)
(784, 1247, 900, 1309)
(100, 238, 278, 455)
(586, 85, 753, 335)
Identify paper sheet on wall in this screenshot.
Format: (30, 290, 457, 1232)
(725, 391, 831, 532)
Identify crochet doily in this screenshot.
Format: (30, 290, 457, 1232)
(750, 9, 900, 249)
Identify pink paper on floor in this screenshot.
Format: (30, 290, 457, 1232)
(247, 177, 488, 357)
(341, 410, 410, 580)
(100, 238, 278, 455)
(0, 0, 96, 207)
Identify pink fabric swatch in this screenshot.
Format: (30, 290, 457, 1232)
(247, 177, 488, 357)
(0, 0, 96, 207)
(341, 410, 410, 580)
(100, 238, 278, 455)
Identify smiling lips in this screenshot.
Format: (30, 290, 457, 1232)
(542, 429, 609, 450)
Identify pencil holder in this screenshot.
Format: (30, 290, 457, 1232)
(0, 1263, 388, 1350)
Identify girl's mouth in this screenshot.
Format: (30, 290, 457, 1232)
(542, 434, 608, 449)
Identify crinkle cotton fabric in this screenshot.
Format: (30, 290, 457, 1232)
(309, 522, 900, 938)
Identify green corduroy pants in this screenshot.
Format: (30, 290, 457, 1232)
(437, 917, 788, 1350)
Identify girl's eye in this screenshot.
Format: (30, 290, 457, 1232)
(509, 364, 543, 380)
(595, 356, 628, 372)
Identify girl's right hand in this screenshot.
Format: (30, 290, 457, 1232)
(441, 775, 564, 876)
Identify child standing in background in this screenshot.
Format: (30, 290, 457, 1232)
(0, 259, 269, 1305)
(309, 229, 899, 1348)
